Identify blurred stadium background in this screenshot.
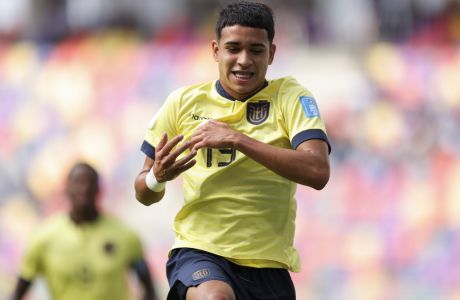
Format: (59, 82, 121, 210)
(1, 0, 460, 299)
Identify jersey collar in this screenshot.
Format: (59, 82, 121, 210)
(216, 80, 268, 102)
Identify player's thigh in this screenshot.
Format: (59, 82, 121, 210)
(186, 280, 236, 300)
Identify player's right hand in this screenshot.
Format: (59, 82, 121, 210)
(153, 133, 197, 182)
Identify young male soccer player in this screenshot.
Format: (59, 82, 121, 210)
(134, 1, 331, 299)
(12, 162, 157, 300)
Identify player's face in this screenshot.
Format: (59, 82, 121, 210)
(66, 166, 99, 213)
(212, 25, 276, 99)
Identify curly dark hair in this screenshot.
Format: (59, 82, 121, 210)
(68, 162, 99, 184)
(215, 1, 275, 44)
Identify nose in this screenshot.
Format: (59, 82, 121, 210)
(75, 180, 95, 197)
(237, 50, 252, 67)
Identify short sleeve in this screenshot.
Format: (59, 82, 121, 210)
(20, 234, 45, 281)
(280, 78, 331, 153)
(141, 89, 182, 159)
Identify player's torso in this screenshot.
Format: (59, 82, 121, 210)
(166, 77, 319, 270)
(41, 216, 132, 300)
(172, 81, 297, 252)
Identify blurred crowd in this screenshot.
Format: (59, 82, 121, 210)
(1, 0, 460, 299)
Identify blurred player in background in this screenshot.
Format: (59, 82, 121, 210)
(12, 162, 158, 300)
(135, 1, 330, 299)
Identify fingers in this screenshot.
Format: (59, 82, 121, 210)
(175, 158, 197, 174)
(189, 134, 204, 151)
(155, 133, 168, 152)
(191, 141, 206, 151)
(156, 134, 184, 159)
(189, 121, 234, 150)
(162, 140, 193, 167)
(174, 149, 197, 166)
(172, 150, 197, 175)
(154, 151, 196, 182)
(153, 134, 197, 182)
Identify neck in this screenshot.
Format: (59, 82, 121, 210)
(69, 208, 99, 224)
(216, 80, 268, 101)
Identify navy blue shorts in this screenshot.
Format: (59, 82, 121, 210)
(166, 248, 296, 300)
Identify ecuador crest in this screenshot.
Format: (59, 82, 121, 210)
(247, 101, 270, 125)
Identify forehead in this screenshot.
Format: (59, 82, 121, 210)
(219, 25, 269, 45)
(68, 166, 95, 181)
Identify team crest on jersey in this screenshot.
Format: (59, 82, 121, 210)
(103, 241, 116, 255)
(247, 101, 270, 125)
(192, 268, 210, 281)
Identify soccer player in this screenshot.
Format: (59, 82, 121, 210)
(12, 162, 158, 300)
(134, 1, 331, 299)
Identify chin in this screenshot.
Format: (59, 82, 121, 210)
(230, 83, 251, 92)
(237, 88, 256, 97)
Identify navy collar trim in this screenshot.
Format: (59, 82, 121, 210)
(216, 80, 268, 102)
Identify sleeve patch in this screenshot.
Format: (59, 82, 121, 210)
(300, 96, 320, 118)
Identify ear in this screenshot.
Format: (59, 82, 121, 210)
(211, 40, 219, 62)
(268, 43, 276, 65)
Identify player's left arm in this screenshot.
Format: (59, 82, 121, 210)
(189, 120, 330, 190)
(130, 258, 158, 300)
(239, 137, 329, 189)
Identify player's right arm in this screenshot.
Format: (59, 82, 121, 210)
(11, 229, 44, 300)
(134, 133, 197, 206)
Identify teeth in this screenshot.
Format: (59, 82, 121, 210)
(234, 71, 252, 79)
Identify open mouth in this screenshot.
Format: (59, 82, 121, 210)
(232, 71, 254, 80)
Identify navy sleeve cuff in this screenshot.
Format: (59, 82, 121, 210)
(141, 140, 156, 159)
(291, 129, 331, 154)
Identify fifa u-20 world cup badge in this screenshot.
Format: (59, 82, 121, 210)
(247, 101, 270, 125)
(299, 96, 320, 118)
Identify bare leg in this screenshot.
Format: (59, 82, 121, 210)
(186, 280, 236, 300)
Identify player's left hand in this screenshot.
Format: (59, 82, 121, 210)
(189, 119, 240, 150)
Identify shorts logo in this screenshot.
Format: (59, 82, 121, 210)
(247, 101, 270, 125)
(192, 268, 210, 281)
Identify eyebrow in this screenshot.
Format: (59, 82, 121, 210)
(224, 41, 267, 48)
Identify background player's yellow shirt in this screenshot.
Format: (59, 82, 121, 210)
(20, 214, 143, 300)
(142, 76, 330, 272)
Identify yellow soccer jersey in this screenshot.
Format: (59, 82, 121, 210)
(20, 214, 143, 300)
(142, 76, 330, 272)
